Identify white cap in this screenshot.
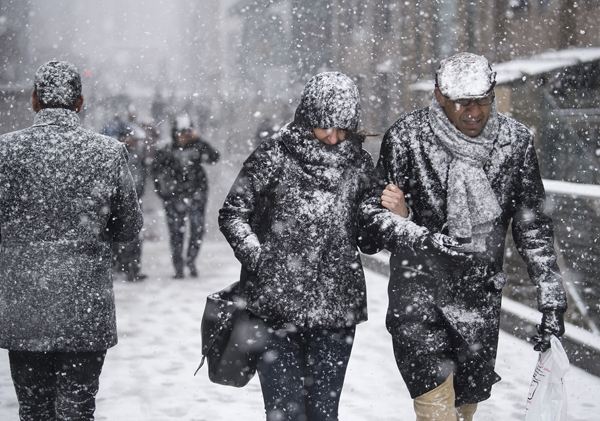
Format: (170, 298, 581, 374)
(436, 53, 496, 100)
(175, 115, 192, 131)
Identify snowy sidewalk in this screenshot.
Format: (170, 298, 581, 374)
(0, 237, 599, 420)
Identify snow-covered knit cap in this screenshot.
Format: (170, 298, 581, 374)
(175, 114, 193, 131)
(435, 52, 496, 100)
(34, 60, 82, 109)
(294, 72, 361, 131)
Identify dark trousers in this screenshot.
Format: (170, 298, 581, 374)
(8, 350, 106, 421)
(112, 235, 142, 280)
(257, 323, 355, 421)
(164, 200, 206, 272)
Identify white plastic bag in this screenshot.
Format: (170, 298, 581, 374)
(525, 335, 569, 421)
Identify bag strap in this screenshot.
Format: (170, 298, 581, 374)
(193, 356, 206, 376)
(194, 307, 235, 376)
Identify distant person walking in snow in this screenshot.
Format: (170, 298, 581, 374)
(102, 117, 149, 282)
(152, 115, 220, 278)
(0, 61, 143, 420)
(360, 52, 568, 421)
(254, 117, 279, 148)
(219, 72, 379, 421)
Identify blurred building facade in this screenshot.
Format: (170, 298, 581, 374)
(1, 0, 598, 144)
(222, 0, 600, 154)
(0, 0, 31, 132)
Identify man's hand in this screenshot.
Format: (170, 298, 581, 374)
(532, 310, 565, 352)
(382, 183, 409, 217)
(415, 233, 472, 273)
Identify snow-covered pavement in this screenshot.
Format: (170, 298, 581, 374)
(0, 232, 599, 420)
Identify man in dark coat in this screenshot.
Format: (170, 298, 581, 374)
(360, 52, 568, 421)
(152, 115, 219, 278)
(0, 61, 143, 420)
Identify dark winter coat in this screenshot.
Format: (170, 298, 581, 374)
(360, 107, 568, 405)
(219, 123, 377, 329)
(152, 136, 219, 206)
(0, 108, 143, 352)
(100, 119, 147, 198)
(127, 140, 148, 199)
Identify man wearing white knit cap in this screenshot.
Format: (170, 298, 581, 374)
(360, 52, 568, 420)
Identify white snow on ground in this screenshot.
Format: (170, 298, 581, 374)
(0, 208, 599, 420)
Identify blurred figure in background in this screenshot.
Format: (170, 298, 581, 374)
(152, 115, 220, 279)
(102, 117, 148, 282)
(254, 117, 279, 148)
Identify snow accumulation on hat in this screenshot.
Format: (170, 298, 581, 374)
(34, 60, 82, 108)
(175, 114, 193, 131)
(294, 71, 361, 131)
(436, 52, 496, 100)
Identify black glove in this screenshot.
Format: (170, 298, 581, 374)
(532, 310, 565, 352)
(415, 233, 472, 274)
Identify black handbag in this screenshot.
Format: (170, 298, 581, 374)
(194, 282, 265, 387)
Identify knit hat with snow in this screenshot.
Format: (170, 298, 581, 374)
(294, 72, 361, 131)
(170, 114, 194, 141)
(34, 61, 82, 109)
(435, 52, 496, 100)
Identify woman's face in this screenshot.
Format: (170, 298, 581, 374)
(313, 127, 346, 145)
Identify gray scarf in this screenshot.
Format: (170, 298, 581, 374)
(429, 97, 502, 253)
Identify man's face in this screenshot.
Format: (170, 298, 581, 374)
(175, 129, 195, 147)
(434, 88, 492, 137)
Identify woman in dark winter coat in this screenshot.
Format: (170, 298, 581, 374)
(219, 72, 377, 421)
(153, 115, 220, 278)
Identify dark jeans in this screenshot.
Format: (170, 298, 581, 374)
(8, 350, 106, 421)
(257, 322, 355, 421)
(164, 200, 206, 272)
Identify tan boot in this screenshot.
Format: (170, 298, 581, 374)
(413, 373, 457, 421)
(456, 403, 478, 421)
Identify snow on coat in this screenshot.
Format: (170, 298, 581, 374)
(219, 123, 378, 329)
(152, 136, 220, 206)
(359, 106, 568, 405)
(0, 108, 143, 352)
(293, 72, 361, 131)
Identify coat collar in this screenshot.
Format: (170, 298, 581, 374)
(279, 122, 362, 168)
(33, 108, 81, 129)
